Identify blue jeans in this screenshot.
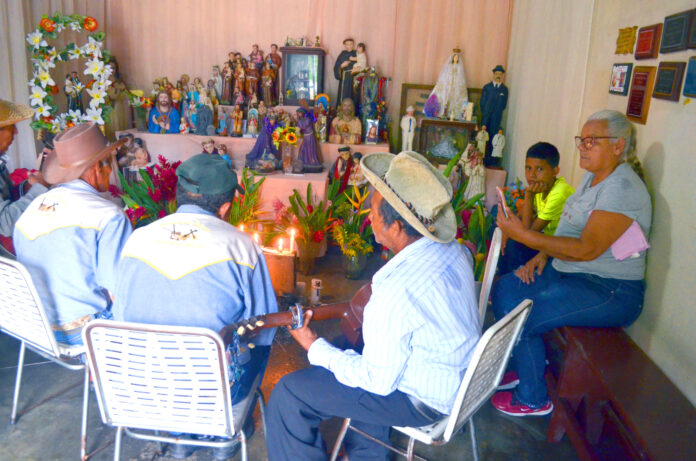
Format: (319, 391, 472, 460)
(491, 263, 645, 407)
(53, 308, 114, 345)
(497, 239, 538, 276)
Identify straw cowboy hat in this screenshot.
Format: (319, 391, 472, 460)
(361, 151, 456, 243)
(0, 99, 34, 128)
(42, 122, 127, 185)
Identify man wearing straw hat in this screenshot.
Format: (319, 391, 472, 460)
(266, 151, 481, 461)
(13, 122, 132, 345)
(0, 99, 48, 244)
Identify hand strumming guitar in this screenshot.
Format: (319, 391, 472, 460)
(289, 310, 318, 351)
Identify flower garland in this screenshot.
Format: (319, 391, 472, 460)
(26, 12, 113, 134)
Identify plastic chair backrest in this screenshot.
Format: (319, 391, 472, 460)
(478, 228, 502, 323)
(83, 320, 236, 438)
(0, 256, 60, 357)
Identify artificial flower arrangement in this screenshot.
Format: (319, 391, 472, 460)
(502, 178, 526, 215)
(271, 126, 299, 149)
(227, 168, 266, 227)
(272, 183, 334, 247)
(330, 183, 373, 259)
(110, 155, 180, 227)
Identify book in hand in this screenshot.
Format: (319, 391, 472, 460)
(611, 220, 650, 260)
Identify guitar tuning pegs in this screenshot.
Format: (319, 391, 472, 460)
(256, 319, 265, 327)
(248, 342, 255, 349)
(237, 326, 246, 335)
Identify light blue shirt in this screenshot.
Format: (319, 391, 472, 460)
(308, 237, 481, 414)
(13, 180, 132, 325)
(112, 205, 278, 346)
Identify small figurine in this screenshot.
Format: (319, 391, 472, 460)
(267, 43, 282, 70)
(70, 71, 84, 112)
(233, 62, 246, 103)
(462, 146, 485, 201)
(334, 38, 357, 104)
(247, 107, 259, 136)
(148, 91, 181, 134)
(258, 100, 267, 119)
(490, 128, 505, 167)
(328, 98, 362, 144)
(296, 102, 322, 172)
(400, 105, 416, 152)
(245, 61, 259, 102)
(201, 138, 218, 155)
(249, 44, 264, 72)
(217, 109, 229, 136)
(480, 65, 509, 154)
(350, 43, 369, 90)
(424, 48, 468, 119)
(261, 61, 276, 106)
(231, 104, 243, 137)
(129, 146, 153, 182)
(212, 66, 223, 99)
(330, 146, 353, 193)
(315, 36, 321, 47)
(217, 144, 232, 169)
(349, 152, 367, 186)
(476, 125, 489, 155)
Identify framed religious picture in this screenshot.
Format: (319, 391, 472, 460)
(609, 63, 633, 95)
(626, 66, 656, 124)
(653, 62, 686, 101)
(660, 10, 693, 53)
(419, 119, 476, 164)
(635, 24, 663, 59)
(279, 47, 325, 106)
(365, 119, 380, 144)
(684, 57, 696, 97)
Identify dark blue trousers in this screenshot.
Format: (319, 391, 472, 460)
(497, 239, 538, 276)
(266, 366, 434, 461)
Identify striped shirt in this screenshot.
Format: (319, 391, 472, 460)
(308, 237, 480, 414)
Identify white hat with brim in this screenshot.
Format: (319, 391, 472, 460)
(0, 99, 34, 128)
(361, 151, 456, 243)
(42, 122, 127, 185)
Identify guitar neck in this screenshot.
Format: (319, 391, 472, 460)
(259, 302, 351, 329)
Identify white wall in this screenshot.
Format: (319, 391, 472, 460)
(507, 0, 696, 404)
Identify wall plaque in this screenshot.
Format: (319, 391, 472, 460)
(653, 62, 686, 101)
(626, 66, 656, 124)
(660, 10, 693, 53)
(615, 26, 638, 54)
(684, 57, 696, 98)
(635, 24, 662, 59)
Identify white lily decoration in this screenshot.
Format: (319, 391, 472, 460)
(69, 21, 81, 31)
(68, 47, 83, 60)
(30, 86, 48, 106)
(87, 85, 106, 108)
(26, 31, 47, 49)
(38, 56, 56, 71)
(84, 107, 104, 125)
(55, 22, 65, 33)
(50, 118, 61, 133)
(74, 81, 84, 92)
(82, 36, 102, 58)
(35, 104, 52, 119)
(84, 58, 104, 77)
(37, 69, 55, 88)
(68, 109, 82, 120)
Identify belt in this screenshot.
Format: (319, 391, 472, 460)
(406, 394, 445, 423)
(51, 314, 93, 332)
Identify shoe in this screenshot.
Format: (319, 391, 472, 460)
(497, 370, 520, 390)
(491, 391, 554, 417)
(168, 436, 202, 459)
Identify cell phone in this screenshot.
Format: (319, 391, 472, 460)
(496, 186, 509, 218)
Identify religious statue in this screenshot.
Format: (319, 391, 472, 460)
(330, 145, 353, 193)
(206, 80, 219, 118)
(221, 63, 233, 104)
(261, 61, 276, 106)
(247, 107, 259, 136)
(128, 146, 153, 182)
(296, 103, 322, 172)
(267, 43, 282, 70)
(350, 42, 369, 90)
(258, 101, 267, 119)
(218, 144, 233, 169)
(69, 71, 84, 112)
(212, 66, 223, 99)
(329, 98, 362, 144)
(217, 109, 229, 136)
(246, 112, 279, 169)
(424, 48, 468, 119)
(194, 99, 215, 136)
(148, 91, 181, 134)
(64, 74, 78, 112)
(231, 104, 243, 137)
(430, 129, 459, 160)
(480, 65, 509, 155)
(334, 38, 357, 105)
(316, 112, 328, 143)
(400, 105, 416, 152)
(245, 61, 260, 102)
(249, 44, 264, 72)
(462, 145, 485, 201)
(201, 138, 218, 155)
(476, 125, 489, 155)
(489, 128, 505, 167)
(233, 62, 246, 104)
(349, 152, 367, 187)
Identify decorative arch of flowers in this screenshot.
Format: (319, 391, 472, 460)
(26, 13, 114, 134)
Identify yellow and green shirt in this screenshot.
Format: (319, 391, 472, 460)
(533, 177, 574, 235)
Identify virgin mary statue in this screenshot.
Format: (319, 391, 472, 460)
(424, 48, 468, 119)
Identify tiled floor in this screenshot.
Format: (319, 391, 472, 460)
(0, 248, 579, 460)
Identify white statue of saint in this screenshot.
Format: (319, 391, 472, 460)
(492, 129, 505, 159)
(476, 125, 489, 155)
(400, 105, 416, 152)
(462, 146, 485, 201)
(424, 47, 468, 119)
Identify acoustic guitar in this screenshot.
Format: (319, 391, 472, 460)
(219, 283, 371, 348)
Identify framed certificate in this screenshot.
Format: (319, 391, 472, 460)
(609, 63, 633, 95)
(653, 62, 686, 101)
(626, 66, 656, 124)
(660, 10, 693, 53)
(635, 24, 662, 59)
(683, 57, 696, 98)
(689, 10, 696, 49)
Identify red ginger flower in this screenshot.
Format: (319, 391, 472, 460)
(312, 230, 324, 243)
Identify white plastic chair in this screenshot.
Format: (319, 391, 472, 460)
(82, 320, 266, 461)
(478, 227, 502, 323)
(0, 256, 90, 460)
(330, 298, 532, 461)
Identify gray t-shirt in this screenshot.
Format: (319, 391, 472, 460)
(552, 163, 651, 280)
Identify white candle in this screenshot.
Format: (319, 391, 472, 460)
(240, 223, 245, 233)
(253, 232, 260, 244)
(278, 238, 283, 252)
(290, 228, 296, 254)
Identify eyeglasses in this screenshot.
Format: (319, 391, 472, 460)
(574, 136, 619, 150)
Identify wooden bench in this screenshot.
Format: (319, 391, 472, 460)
(544, 326, 696, 461)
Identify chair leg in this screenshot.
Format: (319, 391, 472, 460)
(81, 365, 89, 460)
(10, 341, 26, 425)
(330, 418, 351, 461)
(469, 418, 479, 461)
(256, 388, 267, 439)
(239, 429, 248, 461)
(406, 437, 416, 461)
(113, 426, 123, 461)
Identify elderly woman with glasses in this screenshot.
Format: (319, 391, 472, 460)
(488, 109, 651, 417)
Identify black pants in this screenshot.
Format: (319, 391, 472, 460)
(266, 366, 435, 461)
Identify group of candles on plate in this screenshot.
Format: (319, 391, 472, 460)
(239, 224, 296, 255)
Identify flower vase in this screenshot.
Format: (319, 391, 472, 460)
(342, 253, 367, 280)
(281, 142, 293, 174)
(134, 107, 148, 131)
(296, 240, 321, 275)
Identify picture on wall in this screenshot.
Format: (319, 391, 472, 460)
(398, 83, 434, 152)
(689, 10, 696, 49)
(626, 66, 656, 124)
(635, 23, 663, 59)
(683, 57, 696, 98)
(653, 62, 686, 101)
(609, 63, 633, 95)
(660, 10, 693, 53)
(419, 119, 476, 165)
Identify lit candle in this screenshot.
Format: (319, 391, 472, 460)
(253, 232, 260, 244)
(240, 223, 245, 233)
(278, 238, 283, 253)
(289, 228, 296, 254)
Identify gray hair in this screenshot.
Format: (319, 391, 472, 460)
(586, 109, 643, 180)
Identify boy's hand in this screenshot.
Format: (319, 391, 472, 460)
(526, 181, 548, 195)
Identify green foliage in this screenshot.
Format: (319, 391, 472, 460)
(228, 168, 267, 226)
(331, 184, 373, 257)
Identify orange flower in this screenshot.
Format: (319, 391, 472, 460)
(39, 18, 55, 32)
(86, 79, 95, 89)
(50, 85, 59, 95)
(272, 131, 280, 142)
(286, 132, 298, 144)
(84, 16, 98, 31)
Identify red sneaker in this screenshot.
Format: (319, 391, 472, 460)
(497, 370, 519, 390)
(491, 391, 553, 416)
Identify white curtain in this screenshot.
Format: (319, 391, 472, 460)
(504, 0, 595, 184)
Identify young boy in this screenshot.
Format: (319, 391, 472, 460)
(498, 142, 574, 275)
